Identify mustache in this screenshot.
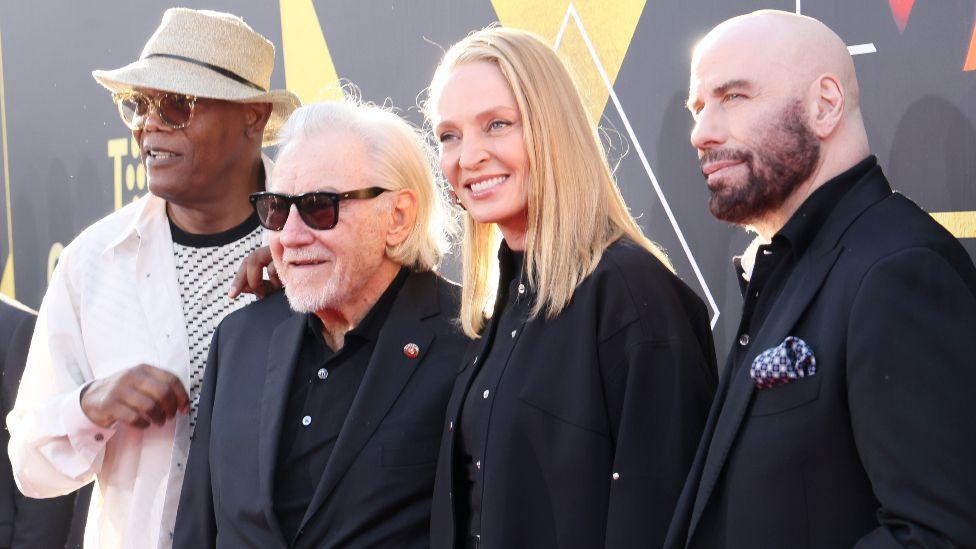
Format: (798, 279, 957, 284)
(699, 148, 753, 175)
(281, 249, 331, 264)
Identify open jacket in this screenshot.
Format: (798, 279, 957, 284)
(175, 270, 468, 549)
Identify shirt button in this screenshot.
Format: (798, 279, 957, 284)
(449, 420, 454, 431)
(473, 356, 479, 365)
(476, 460, 482, 469)
(317, 368, 329, 380)
(482, 389, 490, 399)
(302, 415, 312, 426)
(517, 283, 525, 294)
(612, 472, 620, 480)
(510, 330, 517, 338)
(739, 334, 750, 346)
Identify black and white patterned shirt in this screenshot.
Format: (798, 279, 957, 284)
(170, 212, 263, 431)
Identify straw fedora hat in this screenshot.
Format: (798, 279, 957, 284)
(92, 8, 300, 145)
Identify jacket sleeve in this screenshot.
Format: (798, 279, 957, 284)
(848, 248, 976, 548)
(173, 326, 220, 549)
(601, 305, 718, 549)
(6, 247, 115, 498)
(7, 314, 78, 548)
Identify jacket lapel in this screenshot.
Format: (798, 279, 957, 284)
(686, 247, 843, 541)
(257, 313, 306, 542)
(297, 271, 439, 533)
(686, 166, 893, 544)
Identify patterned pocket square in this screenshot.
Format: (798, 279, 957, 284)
(750, 336, 817, 389)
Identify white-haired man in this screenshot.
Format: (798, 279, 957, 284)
(7, 8, 299, 548)
(173, 100, 468, 548)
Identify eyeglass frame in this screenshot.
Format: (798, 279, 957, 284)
(111, 90, 198, 131)
(249, 187, 391, 231)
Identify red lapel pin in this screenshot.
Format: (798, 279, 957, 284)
(403, 343, 420, 359)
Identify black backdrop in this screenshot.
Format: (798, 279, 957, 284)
(1, 0, 973, 353)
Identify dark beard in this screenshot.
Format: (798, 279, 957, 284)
(701, 101, 820, 225)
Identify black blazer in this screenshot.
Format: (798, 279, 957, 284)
(665, 166, 976, 548)
(0, 297, 76, 548)
(430, 239, 718, 549)
(174, 271, 468, 549)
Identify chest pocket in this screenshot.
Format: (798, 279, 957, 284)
(749, 373, 822, 417)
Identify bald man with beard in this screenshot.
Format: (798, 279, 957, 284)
(665, 10, 976, 549)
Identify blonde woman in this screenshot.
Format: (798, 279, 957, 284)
(425, 27, 718, 549)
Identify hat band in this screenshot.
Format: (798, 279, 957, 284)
(144, 53, 267, 92)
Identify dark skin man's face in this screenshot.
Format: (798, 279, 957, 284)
(134, 90, 257, 208)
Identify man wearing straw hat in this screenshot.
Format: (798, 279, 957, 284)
(6, 8, 299, 548)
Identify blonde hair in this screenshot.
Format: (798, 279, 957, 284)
(277, 97, 454, 271)
(425, 27, 671, 337)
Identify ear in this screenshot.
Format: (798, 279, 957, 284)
(243, 102, 274, 140)
(809, 73, 845, 139)
(386, 189, 418, 248)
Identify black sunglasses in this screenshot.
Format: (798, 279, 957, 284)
(249, 187, 390, 231)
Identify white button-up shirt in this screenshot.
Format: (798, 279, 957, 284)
(7, 156, 270, 548)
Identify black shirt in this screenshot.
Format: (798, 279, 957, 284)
(273, 268, 409, 543)
(455, 245, 529, 543)
(729, 156, 877, 370)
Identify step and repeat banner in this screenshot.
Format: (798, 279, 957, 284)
(1, 0, 974, 350)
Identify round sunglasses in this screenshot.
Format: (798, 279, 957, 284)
(112, 91, 197, 130)
(249, 187, 390, 231)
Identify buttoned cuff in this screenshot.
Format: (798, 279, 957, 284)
(61, 383, 116, 462)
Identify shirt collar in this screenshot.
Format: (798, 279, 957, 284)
(101, 153, 274, 254)
(776, 155, 877, 255)
(305, 266, 410, 345)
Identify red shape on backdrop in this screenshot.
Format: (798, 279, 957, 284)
(965, 22, 976, 71)
(889, 0, 915, 33)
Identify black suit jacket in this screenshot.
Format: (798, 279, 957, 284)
(174, 270, 468, 549)
(666, 165, 976, 548)
(0, 297, 76, 549)
(430, 239, 718, 549)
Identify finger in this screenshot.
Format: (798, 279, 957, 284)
(134, 376, 179, 419)
(119, 389, 165, 425)
(131, 372, 174, 414)
(228, 265, 248, 298)
(142, 367, 190, 413)
(245, 258, 266, 299)
(268, 262, 282, 290)
(114, 402, 152, 429)
(170, 378, 190, 412)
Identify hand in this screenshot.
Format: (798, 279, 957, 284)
(228, 246, 280, 299)
(80, 364, 190, 429)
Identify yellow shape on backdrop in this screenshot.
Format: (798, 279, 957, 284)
(279, 0, 343, 104)
(490, 0, 647, 122)
(0, 29, 14, 298)
(932, 211, 976, 239)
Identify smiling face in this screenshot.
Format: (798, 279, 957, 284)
(268, 132, 391, 314)
(433, 61, 530, 245)
(687, 32, 820, 226)
(134, 88, 255, 208)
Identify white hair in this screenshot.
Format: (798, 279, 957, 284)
(275, 98, 455, 271)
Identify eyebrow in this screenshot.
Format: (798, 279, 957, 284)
(434, 105, 519, 133)
(686, 78, 753, 111)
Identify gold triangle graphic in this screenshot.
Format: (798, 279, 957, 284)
(932, 211, 976, 238)
(491, 0, 647, 121)
(279, 0, 344, 104)
(0, 28, 15, 298)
